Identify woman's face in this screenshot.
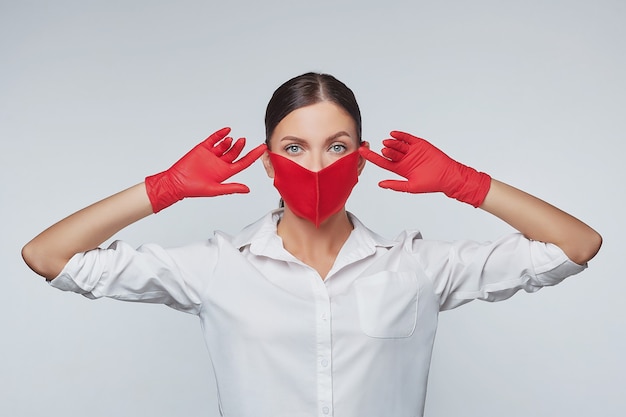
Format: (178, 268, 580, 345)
(263, 101, 366, 176)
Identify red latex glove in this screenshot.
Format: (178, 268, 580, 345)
(359, 131, 491, 207)
(145, 127, 267, 213)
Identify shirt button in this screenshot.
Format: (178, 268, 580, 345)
(322, 406, 330, 414)
(321, 313, 327, 321)
(321, 359, 328, 367)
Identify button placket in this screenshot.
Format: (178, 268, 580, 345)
(309, 271, 333, 417)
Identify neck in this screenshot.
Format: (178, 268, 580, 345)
(277, 206, 353, 279)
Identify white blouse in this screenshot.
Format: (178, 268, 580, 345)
(51, 210, 586, 417)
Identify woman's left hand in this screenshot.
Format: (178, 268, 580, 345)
(359, 131, 491, 207)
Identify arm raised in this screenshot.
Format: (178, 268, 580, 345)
(480, 179, 601, 265)
(22, 128, 267, 280)
(360, 131, 602, 264)
(22, 184, 153, 280)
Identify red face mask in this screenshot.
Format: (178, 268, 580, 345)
(268, 151, 360, 227)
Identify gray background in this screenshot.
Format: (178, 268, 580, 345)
(1, 0, 623, 416)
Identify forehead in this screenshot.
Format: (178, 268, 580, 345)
(270, 101, 358, 144)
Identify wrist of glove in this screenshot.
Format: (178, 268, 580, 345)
(359, 131, 491, 207)
(145, 170, 186, 213)
(440, 160, 491, 207)
(145, 127, 266, 213)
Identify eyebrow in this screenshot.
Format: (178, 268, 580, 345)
(279, 131, 353, 144)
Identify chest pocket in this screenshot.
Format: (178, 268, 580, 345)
(354, 271, 419, 339)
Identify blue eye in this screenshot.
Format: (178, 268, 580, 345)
(285, 144, 302, 154)
(330, 144, 347, 153)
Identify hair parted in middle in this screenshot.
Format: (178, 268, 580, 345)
(264, 72, 362, 147)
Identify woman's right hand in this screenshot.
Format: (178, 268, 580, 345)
(145, 127, 267, 213)
(22, 128, 266, 279)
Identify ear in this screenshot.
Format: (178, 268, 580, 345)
(357, 141, 369, 175)
(262, 151, 275, 178)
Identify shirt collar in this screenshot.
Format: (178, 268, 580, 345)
(228, 209, 396, 263)
(225, 209, 281, 255)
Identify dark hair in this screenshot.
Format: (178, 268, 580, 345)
(264, 72, 362, 147)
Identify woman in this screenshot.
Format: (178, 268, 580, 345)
(22, 72, 601, 416)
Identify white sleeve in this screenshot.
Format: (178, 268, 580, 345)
(49, 239, 219, 315)
(409, 233, 587, 311)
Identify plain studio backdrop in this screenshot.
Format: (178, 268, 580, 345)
(1, 1, 623, 416)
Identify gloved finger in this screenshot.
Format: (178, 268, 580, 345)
(382, 138, 410, 154)
(231, 143, 267, 172)
(391, 132, 442, 157)
(378, 179, 411, 193)
(381, 147, 406, 161)
(358, 147, 394, 170)
(201, 127, 231, 149)
(215, 182, 251, 195)
(222, 137, 246, 162)
(390, 130, 421, 144)
(212, 137, 233, 156)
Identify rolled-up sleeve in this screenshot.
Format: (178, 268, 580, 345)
(49, 239, 218, 315)
(410, 233, 587, 311)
